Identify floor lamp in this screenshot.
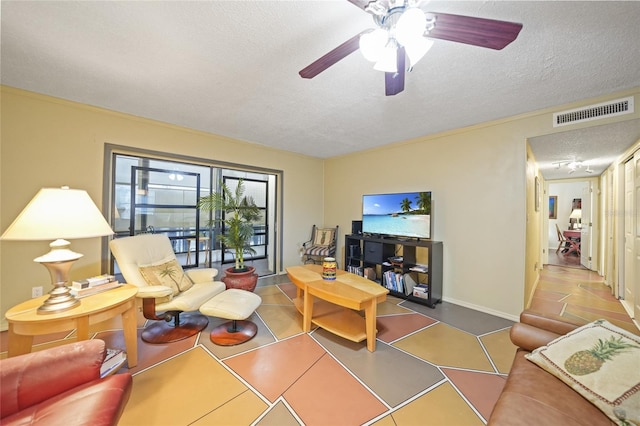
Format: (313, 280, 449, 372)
(0, 187, 114, 314)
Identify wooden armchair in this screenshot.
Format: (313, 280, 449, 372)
(555, 224, 580, 257)
(555, 224, 568, 253)
(302, 225, 338, 264)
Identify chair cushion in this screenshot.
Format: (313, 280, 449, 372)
(525, 319, 640, 425)
(304, 245, 336, 257)
(156, 281, 225, 312)
(200, 289, 262, 320)
(313, 228, 335, 246)
(139, 258, 193, 295)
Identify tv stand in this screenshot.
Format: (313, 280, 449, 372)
(344, 234, 442, 308)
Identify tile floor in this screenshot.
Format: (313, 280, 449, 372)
(1, 264, 637, 425)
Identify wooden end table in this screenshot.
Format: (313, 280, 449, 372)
(5, 284, 139, 368)
(286, 264, 388, 352)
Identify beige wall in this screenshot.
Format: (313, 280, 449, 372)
(325, 88, 640, 320)
(2, 86, 639, 328)
(325, 119, 532, 319)
(0, 87, 324, 327)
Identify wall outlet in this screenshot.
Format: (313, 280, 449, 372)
(32, 286, 43, 298)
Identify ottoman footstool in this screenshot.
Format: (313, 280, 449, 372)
(200, 289, 262, 346)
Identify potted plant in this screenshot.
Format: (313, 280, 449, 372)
(197, 179, 261, 291)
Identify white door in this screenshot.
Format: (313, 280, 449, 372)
(580, 182, 592, 269)
(604, 170, 616, 291)
(623, 157, 636, 316)
(633, 150, 640, 320)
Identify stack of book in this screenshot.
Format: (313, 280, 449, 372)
(408, 264, 428, 273)
(70, 274, 120, 298)
(412, 283, 430, 299)
(100, 348, 127, 378)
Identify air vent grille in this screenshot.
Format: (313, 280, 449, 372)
(553, 96, 634, 127)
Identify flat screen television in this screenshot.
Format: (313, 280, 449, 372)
(362, 191, 432, 239)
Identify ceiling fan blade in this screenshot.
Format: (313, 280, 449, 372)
(299, 30, 371, 79)
(426, 12, 523, 50)
(347, 0, 370, 11)
(385, 47, 405, 96)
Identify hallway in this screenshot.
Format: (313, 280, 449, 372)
(531, 265, 638, 334)
(546, 248, 583, 268)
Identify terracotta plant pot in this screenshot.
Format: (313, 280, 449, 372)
(221, 266, 258, 292)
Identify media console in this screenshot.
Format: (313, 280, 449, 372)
(344, 234, 442, 308)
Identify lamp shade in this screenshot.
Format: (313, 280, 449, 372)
(359, 28, 388, 62)
(569, 209, 582, 219)
(395, 8, 427, 47)
(373, 45, 398, 73)
(1, 187, 114, 241)
(404, 37, 433, 68)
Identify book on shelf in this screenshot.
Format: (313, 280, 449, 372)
(72, 274, 116, 290)
(383, 270, 404, 293)
(70, 281, 121, 298)
(403, 273, 417, 296)
(100, 348, 127, 378)
(408, 264, 428, 273)
(388, 256, 403, 267)
(412, 283, 429, 299)
(363, 267, 376, 281)
(347, 265, 363, 276)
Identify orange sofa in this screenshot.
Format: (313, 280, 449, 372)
(1, 339, 132, 425)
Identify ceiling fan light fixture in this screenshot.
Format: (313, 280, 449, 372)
(365, 1, 388, 16)
(395, 7, 427, 46)
(404, 37, 433, 68)
(373, 46, 398, 72)
(359, 28, 389, 62)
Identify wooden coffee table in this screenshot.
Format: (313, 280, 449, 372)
(286, 264, 388, 351)
(5, 284, 139, 368)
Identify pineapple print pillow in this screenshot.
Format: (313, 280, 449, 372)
(526, 319, 640, 426)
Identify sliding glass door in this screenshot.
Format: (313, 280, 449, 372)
(109, 151, 278, 276)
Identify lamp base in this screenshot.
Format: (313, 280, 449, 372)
(38, 283, 80, 314)
(35, 239, 82, 314)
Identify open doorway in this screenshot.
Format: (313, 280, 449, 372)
(546, 180, 592, 269)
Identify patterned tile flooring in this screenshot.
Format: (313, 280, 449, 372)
(1, 264, 636, 425)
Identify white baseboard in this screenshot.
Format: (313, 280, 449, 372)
(442, 296, 520, 323)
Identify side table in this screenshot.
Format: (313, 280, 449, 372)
(5, 284, 139, 368)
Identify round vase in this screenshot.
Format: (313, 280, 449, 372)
(222, 266, 258, 292)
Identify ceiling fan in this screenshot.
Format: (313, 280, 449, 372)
(299, 0, 523, 96)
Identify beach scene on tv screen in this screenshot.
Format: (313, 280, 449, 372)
(363, 192, 431, 238)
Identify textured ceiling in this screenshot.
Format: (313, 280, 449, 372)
(2, 1, 639, 176)
(530, 119, 640, 180)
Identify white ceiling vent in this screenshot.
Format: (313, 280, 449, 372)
(553, 96, 634, 127)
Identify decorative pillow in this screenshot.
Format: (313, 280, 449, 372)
(313, 228, 335, 246)
(525, 319, 640, 425)
(139, 259, 193, 296)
